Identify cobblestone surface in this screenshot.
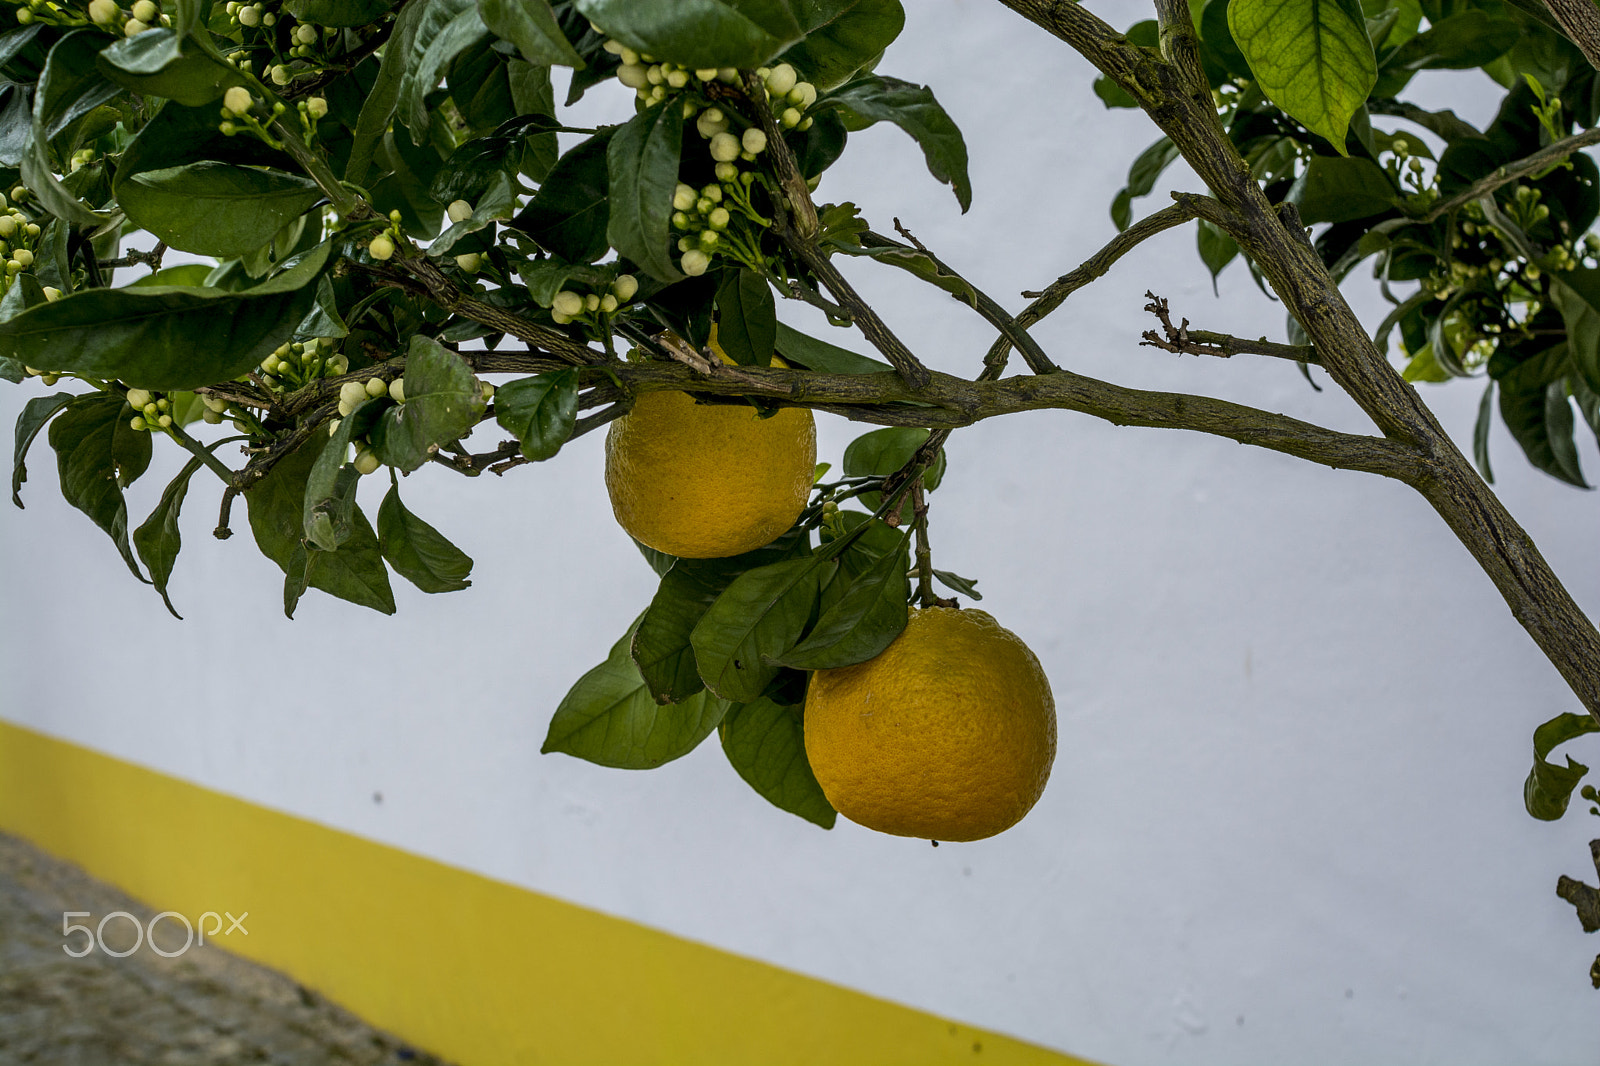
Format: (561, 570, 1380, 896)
(0, 830, 451, 1065)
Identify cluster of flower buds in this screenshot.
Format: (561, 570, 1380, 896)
(0, 189, 48, 299)
(85, 0, 166, 33)
(217, 85, 288, 147)
(259, 336, 348, 390)
(327, 373, 493, 475)
(124, 387, 175, 432)
(549, 274, 639, 325)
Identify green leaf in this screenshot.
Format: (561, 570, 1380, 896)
(94, 27, 243, 106)
(773, 320, 892, 374)
(1229, 0, 1377, 151)
(304, 399, 376, 550)
(719, 698, 836, 827)
(1197, 219, 1239, 289)
(780, 529, 909, 669)
(1499, 347, 1587, 487)
(691, 556, 831, 702)
(1382, 10, 1520, 73)
(24, 32, 116, 226)
(842, 425, 945, 511)
(714, 269, 776, 366)
(1525, 712, 1600, 820)
(346, 0, 429, 183)
(119, 161, 323, 257)
(398, 0, 488, 145)
(494, 368, 578, 461)
(514, 129, 613, 262)
(543, 616, 731, 768)
(606, 100, 685, 282)
(1548, 270, 1600, 395)
(1200, 0, 1253, 78)
(0, 242, 330, 390)
(377, 478, 474, 593)
(1474, 379, 1495, 484)
(12, 390, 75, 508)
(814, 73, 970, 211)
(370, 335, 487, 472)
(1287, 155, 1397, 223)
(635, 534, 812, 704)
(427, 169, 517, 257)
(780, 0, 904, 89)
(478, 0, 582, 66)
(840, 240, 978, 307)
(1401, 343, 1451, 383)
(47, 394, 149, 583)
(133, 453, 207, 619)
(932, 567, 981, 600)
(1110, 137, 1179, 230)
(286, 0, 395, 26)
(635, 537, 677, 577)
(574, 0, 802, 69)
(244, 432, 396, 616)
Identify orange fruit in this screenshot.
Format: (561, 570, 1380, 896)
(804, 607, 1056, 841)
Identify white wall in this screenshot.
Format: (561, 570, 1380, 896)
(4, 2, 1600, 1063)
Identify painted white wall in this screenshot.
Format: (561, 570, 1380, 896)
(4, 2, 1599, 1063)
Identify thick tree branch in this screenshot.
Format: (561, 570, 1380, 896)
(1542, 0, 1600, 71)
(1421, 126, 1600, 222)
(995, 0, 1600, 723)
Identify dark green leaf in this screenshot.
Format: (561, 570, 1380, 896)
(1197, 218, 1239, 289)
(842, 425, 945, 511)
(839, 240, 978, 307)
(1093, 74, 1139, 109)
(133, 453, 207, 619)
(47, 393, 148, 583)
(11, 390, 74, 508)
(1229, 0, 1377, 150)
(94, 27, 243, 106)
(24, 32, 116, 226)
(398, 0, 488, 145)
(780, 529, 909, 669)
(119, 161, 323, 257)
(691, 556, 831, 702)
(346, 0, 429, 183)
(606, 100, 685, 282)
(427, 169, 517, 256)
(1199, 0, 1253, 79)
(1110, 137, 1179, 230)
(814, 73, 970, 211)
(494, 368, 578, 460)
(1383, 10, 1520, 73)
(714, 269, 776, 366)
(478, 0, 582, 66)
(514, 129, 614, 261)
(719, 698, 836, 827)
(370, 334, 487, 471)
(1548, 270, 1600, 395)
(1474, 379, 1495, 483)
(0, 242, 330, 390)
(543, 616, 730, 768)
(1499, 347, 1587, 487)
(1288, 155, 1397, 224)
(304, 399, 377, 550)
(634, 537, 677, 576)
(377, 478, 474, 593)
(773, 320, 892, 374)
(1525, 711, 1600, 820)
(634, 560, 730, 703)
(244, 432, 396, 615)
(780, 0, 903, 88)
(932, 568, 981, 600)
(285, 0, 394, 25)
(575, 0, 802, 69)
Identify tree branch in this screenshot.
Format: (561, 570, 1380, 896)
(1421, 125, 1600, 222)
(1140, 291, 1320, 363)
(1542, 0, 1600, 71)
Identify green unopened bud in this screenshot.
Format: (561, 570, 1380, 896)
(306, 96, 328, 120)
(611, 274, 638, 301)
(552, 290, 584, 317)
(88, 0, 118, 23)
(714, 161, 738, 183)
(673, 183, 697, 211)
(781, 107, 801, 129)
(368, 234, 395, 260)
(126, 388, 153, 409)
(124, 17, 149, 35)
(236, 3, 257, 23)
(708, 206, 730, 230)
(130, 416, 147, 431)
(710, 131, 740, 162)
(454, 252, 482, 274)
(353, 448, 380, 475)
(447, 199, 473, 223)
(13, 248, 33, 267)
(223, 86, 253, 116)
(389, 377, 406, 403)
(681, 249, 710, 276)
(339, 380, 368, 408)
(584, 293, 600, 312)
(764, 63, 797, 96)
(270, 64, 291, 85)
(157, 414, 172, 428)
(617, 63, 649, 89)
(741, 128, 768, 155)
(203, 407, 224, 424)
(364, 376, 387, 398)
(599, 294, 618, 313)
(131, 0, 156, 20)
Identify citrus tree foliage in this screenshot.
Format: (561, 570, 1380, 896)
(5, 0, 1600, 889)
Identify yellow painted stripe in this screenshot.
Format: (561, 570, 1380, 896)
(0, 720, 1098, 1066)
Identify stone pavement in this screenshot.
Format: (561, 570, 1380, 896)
(0, 830, 451, 1065)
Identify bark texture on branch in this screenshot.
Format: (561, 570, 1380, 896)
(995, 0, 1600, 722)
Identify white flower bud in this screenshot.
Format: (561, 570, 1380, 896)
(714, 161, 738, 183)
(681, 249, 710, 276)
(765, 63, 797, 96)
(88, 0, 118, 24)
(13, 248, 33, 267)
(741, 128, 767, 155)
(602, 39, 625, 54)
(617, 63, 649, 89)
(42, 286, 60, 301)
(695, 68, 718, 81)
(611, 274, 638, 301)
(131, 0, 157, 20)
(388, 377, 406, 403)
(781, 107, 801, 128)
(295, 23, 317, 44)
(368, 234, 395, 260)
(584, 293, 600, 312)
(673, 183, 697, 211)
(696, 107, 728, 139)
(124, 18, 148, 35)
(223, 86, 253, 115)
(306, 96, 328, 119)
(339, 380, 368, 407)
(551, 290, 584, 317)
(364, 376, 387, 398)
(236, 4, 258, 24)
(666, 68, 688, 89)
(447, 199, 473, 222)
(710, 131, 740, 162)
(126, 388, 153, 409)
(708, 206, 730, 230)
(789, 82, 817, 109)
(599, 294, 618, 313)
(353, 448, 380, 475)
